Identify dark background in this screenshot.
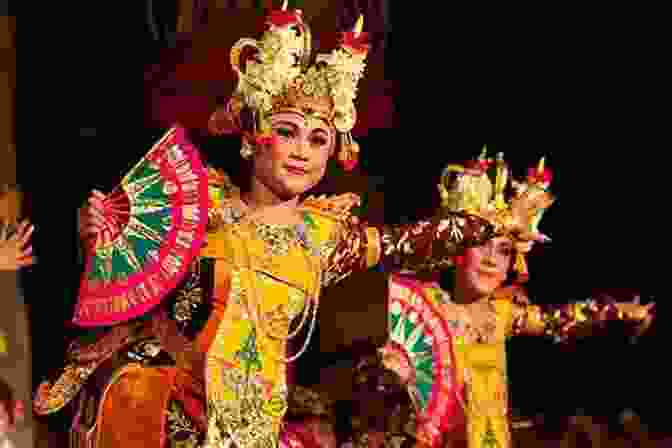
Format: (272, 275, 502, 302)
(17, 0, 666, 434)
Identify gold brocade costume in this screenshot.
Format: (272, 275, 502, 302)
(384, 275, 648, 448)
(195, 195, 334, 447)
(381, 153, 652, 448)
(383, 276, 516, 448)
(34, 169, 497, 448)
(449, 300, 515, 448)
(421, 286, 515, 448)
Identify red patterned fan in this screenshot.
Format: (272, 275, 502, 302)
(72, 125, 209, 327)
(381, 274, 462, 446)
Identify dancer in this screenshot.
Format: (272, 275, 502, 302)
(381, 151, 654, 447)
(33, 5, 529, 447)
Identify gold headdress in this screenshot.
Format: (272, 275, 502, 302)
(209, 1, 369, 171)
(438, 146, 555, 282)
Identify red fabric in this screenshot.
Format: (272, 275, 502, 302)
(282, 420, 335, 448)
(172, 370, 208, 433)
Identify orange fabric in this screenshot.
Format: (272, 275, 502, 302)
(194, 260, 231, 353)
(95, 366, 177, 448)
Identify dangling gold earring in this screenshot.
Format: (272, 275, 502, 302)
(240, 140, 255, 159)
(338, 132, 360, 171)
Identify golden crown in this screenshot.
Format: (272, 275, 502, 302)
(209, 1, 369, 171)
(438, 146, 555, 281)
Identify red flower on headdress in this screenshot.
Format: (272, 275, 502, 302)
(267, 10, 301, 28)
(478, 159, 494, 170)
(340, 14, 370, 55)
(527, 167, 553, 184)
(464, 159, 491, 174)
(255, 134, 278, 147)
(339, 32, 370, 55)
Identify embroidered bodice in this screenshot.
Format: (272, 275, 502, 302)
(34, 167, 498, 448)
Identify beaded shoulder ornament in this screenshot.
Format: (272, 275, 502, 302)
(438, 146, 555, 282)
(301, 193, 361, 222)
(208, 0, 370, 171)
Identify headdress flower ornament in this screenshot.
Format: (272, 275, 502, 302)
(208, 0, 370, 171)
(438, 146, 555, 282)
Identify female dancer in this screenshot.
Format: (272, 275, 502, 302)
(381, 152, 654, 447)
(33, 5, 529, 448)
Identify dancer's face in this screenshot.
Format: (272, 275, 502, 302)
(455, 236, 513, 299)
(252, 112, 335, 200)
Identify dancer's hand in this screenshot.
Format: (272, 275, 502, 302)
(615, 296, 655, 336)
(0, 219, 35, 270)
(79, 190, 107, 244)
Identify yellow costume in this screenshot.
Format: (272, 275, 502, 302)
(444, 297, 515, 448)
(33, 6, 511, 446)
(34, 160, 497, 447)
(384, 274, 652, 448)
(383, 152, 652, 448)
(195, 185, 359, 446)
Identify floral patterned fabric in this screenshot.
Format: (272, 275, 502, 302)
(382, 277, 643, 448)
(382, 274, 514, 448)
(35, 167, 496, 448)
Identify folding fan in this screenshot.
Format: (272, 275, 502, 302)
(72, 125, 209, 327)
(381, 274, 461, 445)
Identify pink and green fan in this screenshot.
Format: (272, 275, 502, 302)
(381, 274, 462, 446)
(72, 125, 209, 327)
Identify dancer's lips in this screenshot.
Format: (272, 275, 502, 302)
(478, 269, 500, 278)
(284, 164, 307, 175)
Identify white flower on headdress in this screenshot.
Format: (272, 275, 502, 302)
(315, 52, 338, 66)
(315, 48, 365, 118)
(241, 27, 304, 101)
(334, 113, 354, 132)
(322, 51, 367, 94)
(302, 79, 316, 95)
(230, 11, 368, 138)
